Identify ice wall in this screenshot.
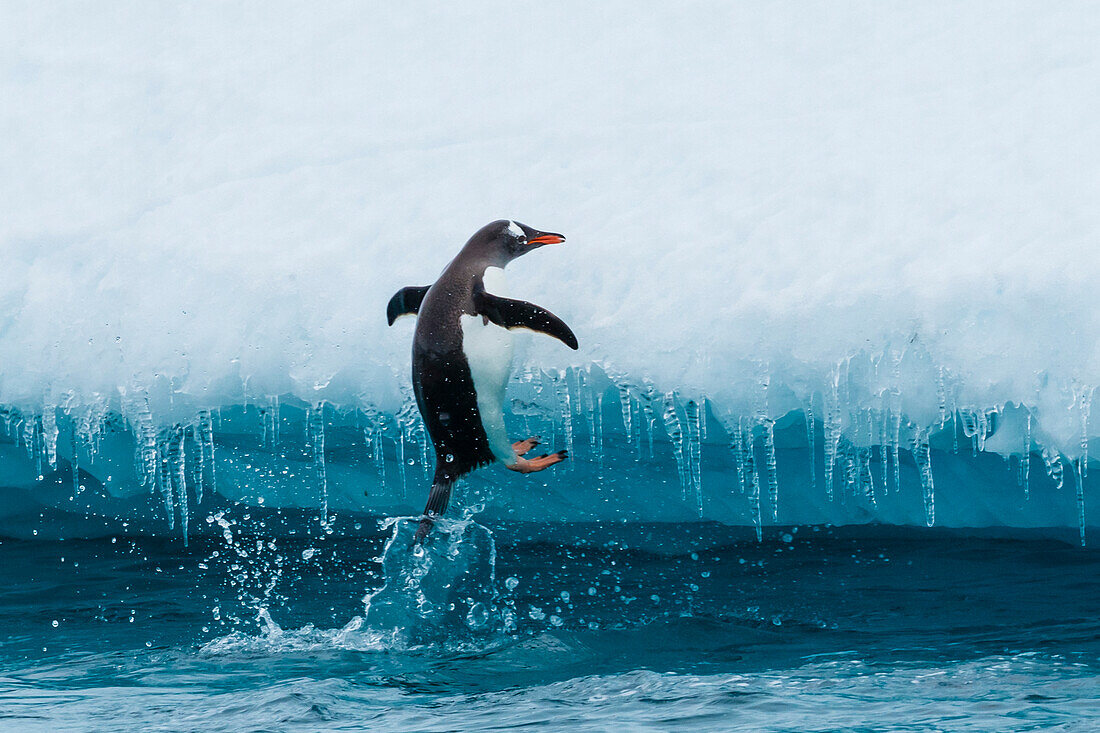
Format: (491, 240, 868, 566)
(2, 3, 1099, 540)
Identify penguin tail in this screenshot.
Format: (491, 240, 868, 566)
(414, 471, 455, 542)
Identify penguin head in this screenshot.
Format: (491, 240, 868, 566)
(465, 219, 566, 267)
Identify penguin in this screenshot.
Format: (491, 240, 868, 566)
(387, 220, 578, 537)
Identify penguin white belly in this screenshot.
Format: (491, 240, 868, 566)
(461, 267, 515, 464)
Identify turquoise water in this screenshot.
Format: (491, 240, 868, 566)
(1, 517, 1098, 731)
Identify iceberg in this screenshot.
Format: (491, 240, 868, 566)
(2, 2, 1098, 543)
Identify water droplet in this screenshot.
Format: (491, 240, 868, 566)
(51, 620, 58, 628)
(301, 548, 316, 560)
(466, 602, 490, 629)
(504, 576, 520, 591)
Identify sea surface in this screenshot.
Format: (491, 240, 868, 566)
(0, 517, 1097, 732)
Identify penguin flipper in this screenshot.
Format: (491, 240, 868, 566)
(386, 286, 431, 325)
(474, 291, 579, 350)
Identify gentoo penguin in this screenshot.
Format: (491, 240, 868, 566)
(387, 220, 578, 537)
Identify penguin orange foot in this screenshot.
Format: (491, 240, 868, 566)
(512, 437, 541, 456)
(507, 450, 568, 474)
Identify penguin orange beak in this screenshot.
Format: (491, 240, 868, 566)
(529, 232, 565, 245)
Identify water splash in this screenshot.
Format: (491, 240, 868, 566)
(364, 517, 501, 644)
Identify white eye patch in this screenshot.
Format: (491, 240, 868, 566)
(506, 220, 525, 239)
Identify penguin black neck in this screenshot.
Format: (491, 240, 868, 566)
(437, 251, 502, 288)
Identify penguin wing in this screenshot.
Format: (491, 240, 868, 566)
(474, 291, 579, 350)
(386, 286, 431, 325)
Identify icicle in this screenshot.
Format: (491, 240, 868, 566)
(861, 410, 876, 505)
(1042, 447, 1064, 490)
(197, 409, 216, 504)
(364, 411, 387, 493)
(169, 426, 189, 546)
(641, 386, 657, 458)
(581, 373, 597, 456)
(1079, 388, 1091, 478)
(31, 416, 43, 478)
(960, 409, 978, 456)
(70, 425, 81, 495)
(156, 434, 174, 529)
(632, 395, 642, 459)
(936, 366, 947, 426)
(271, 395, 281, 448)
(745, 422, 762, 541)
(13, 418, 26, 470)
(86, 395, 109, 459)
(763, 420, 778, 521)
(553, 372, 574, 466)
(685, 399, 702, 516)
(394, 396, 419, 498)
(804, 400, 816, 492)
(375, 425, 387, 490)
(823, 371, 842, 501)
(1075, 458, 1087, 547)
(699, 397, 708, 441)
(618, 384, 633, 446)
(730, 418, 747, 495)
(595, 391, 605, 449)
(753, 364, 778, 521)
(308, 403, 328, 516)
(188, 425, 202, 505)
(891, 396, 902, 490)
(662, 392, 687, 499)
(1020, 410, 1031, 499)
(42, 406, 58, 471)
(912, 426, 935, 527)
(879, 399, 889, 494)
(137, 400, 159, 492)
(842, 444, 858, 497)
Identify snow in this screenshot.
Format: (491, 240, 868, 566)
(2, 2, 1100, 537)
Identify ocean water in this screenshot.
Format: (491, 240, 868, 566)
(1, 518, 1097, 732)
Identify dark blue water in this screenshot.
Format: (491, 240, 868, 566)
(1, 516, 1098, 731)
